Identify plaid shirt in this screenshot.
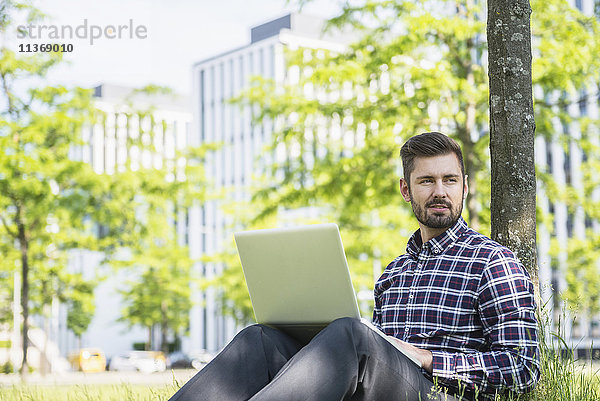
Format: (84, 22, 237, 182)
(373, 217, 540, 400)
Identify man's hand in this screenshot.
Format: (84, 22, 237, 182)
(387, 336, 433, 373)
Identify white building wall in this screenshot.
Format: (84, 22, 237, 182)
(59, 90, 192, 360)
(189, 18, 350, 350)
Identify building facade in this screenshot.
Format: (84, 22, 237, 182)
(188, 13, 350, 352)
(64, 84, 193, 359)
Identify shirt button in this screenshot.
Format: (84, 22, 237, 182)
(433, 249, 440, 254)
(409, 294, 414, 299)
(405, 328, 409, 332)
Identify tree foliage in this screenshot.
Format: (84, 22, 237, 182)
(0, 0, 101, 371)
(104, 89, 211, 352)
(214, 0, 600, 321)
(66, 279, 95, 339)
(0, 2, 210, 371)
(114, 170, 198, 352)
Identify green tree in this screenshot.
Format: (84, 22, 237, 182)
(66, 279, 95, 349)
(0, 2, 208, 374)
(105, 89, 210, 353)
(0, 0, 101, 371)
(119, 244, 194, 353)
(215, 0, 600, 321)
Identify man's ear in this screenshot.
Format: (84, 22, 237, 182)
(399, 178, 411, 202)
(463, 175, 469, 200)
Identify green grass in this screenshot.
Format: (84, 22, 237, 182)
(2, 311, 600, 401)
(0, 384, 179, 401)
(515, 335, 600, 401)
(494, 309, 600, 401)
(0, 354, 599, 401)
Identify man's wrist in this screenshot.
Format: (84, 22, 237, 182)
(420, 349, 433, 373)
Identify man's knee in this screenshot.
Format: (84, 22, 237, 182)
(229, 324, 266, 346)
(242, 324, 267, 334)
(235, 324, 301, 352)
(324, 317, 366, 337)
(308, 317, 369, 363)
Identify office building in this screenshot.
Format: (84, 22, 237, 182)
(188, 13, 351, 351)
(64, 84, 193, 359)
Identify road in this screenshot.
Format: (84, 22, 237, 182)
(0, 369, 199, 387)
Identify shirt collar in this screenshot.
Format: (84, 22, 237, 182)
(406, 216, 469, 258)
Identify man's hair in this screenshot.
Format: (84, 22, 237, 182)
(400, 131, 465, 183)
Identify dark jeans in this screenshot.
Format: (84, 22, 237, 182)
(169, 317, 458, 401)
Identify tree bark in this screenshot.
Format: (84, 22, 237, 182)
(160, 300, 169, 353)
(461, 132, 480, 231)
(487, 0, 539, 300)
(18, 221, 29, 377)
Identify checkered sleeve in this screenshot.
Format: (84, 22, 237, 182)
(372, 282, 383, 330)
(430, 247, 540, 396)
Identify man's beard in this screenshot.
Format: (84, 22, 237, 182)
(410, 193, 463, 230)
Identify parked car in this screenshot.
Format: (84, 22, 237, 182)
(167, 350, 214, 370)
(68, 348, 106, 373)
(188, 349, 214, 366)
(108, 351, 166, 373)
(167, 352, 196, 369)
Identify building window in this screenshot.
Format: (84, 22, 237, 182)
(239, 55, 244, 90)
(210, 66, 215, 109)
(585, 215, 593, 229)
(200, 69, 205, 143)
(259, 47, 264, 76)
(546, 145, 553, 175)
(269, 45, 275, 78)
(185, 208, 189, 246)
(566, 212, 574, 238)
(564, 148, 571, 185)
(578, 90, 587, 116)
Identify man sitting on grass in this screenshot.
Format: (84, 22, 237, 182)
(169, 131, 540, 401)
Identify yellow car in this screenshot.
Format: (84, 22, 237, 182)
(69, 348, 106, 372)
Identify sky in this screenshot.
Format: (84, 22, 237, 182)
(13, 0, 340, 95)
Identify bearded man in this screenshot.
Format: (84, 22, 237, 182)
(168, 131, 539, 401)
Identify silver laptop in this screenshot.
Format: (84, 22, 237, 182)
(234, 223, 420, 366)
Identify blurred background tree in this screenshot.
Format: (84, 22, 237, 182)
(105, 88, 211, 353)
(0, 2, 211, 374)
(65, 279, 95, 350)
(0, 0, 100, 371)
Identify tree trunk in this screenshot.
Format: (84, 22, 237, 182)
(464, 37, 479, 232)
(42, 311, 50, 376)
(160, 300, 169, 354)
(487, 0, 539, 300)
(461, 133, 480, 232)
(18, 225, 29, 377)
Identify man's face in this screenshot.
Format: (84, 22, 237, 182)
(399, 153, 467, 231)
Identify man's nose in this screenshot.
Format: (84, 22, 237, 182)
(432, 180, 446, 197)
